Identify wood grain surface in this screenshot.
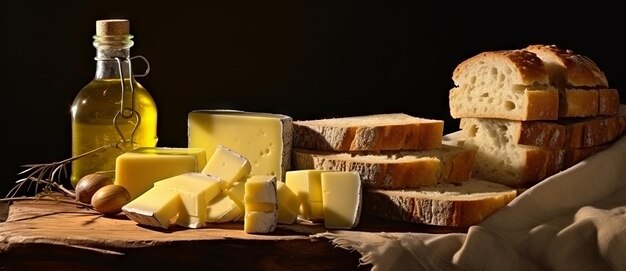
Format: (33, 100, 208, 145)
(0, 195, 464, 271)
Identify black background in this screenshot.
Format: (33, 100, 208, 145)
(1, 1, 624, 196)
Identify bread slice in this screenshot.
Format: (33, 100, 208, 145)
(460, 119, 565, 187)
(449, 49, 559, 121)
(362, 179, 517, 227)
(525, 44, 619, 117)
(291, 145, 476, 189)
(293, 113, 444, 151)
(562, 115, 626, 148)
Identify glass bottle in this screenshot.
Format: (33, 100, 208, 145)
(70, 19, 158, 187)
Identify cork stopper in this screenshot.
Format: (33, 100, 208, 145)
(96, 19, 130, 36)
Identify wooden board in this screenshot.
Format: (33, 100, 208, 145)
(0, 196, 464, 271)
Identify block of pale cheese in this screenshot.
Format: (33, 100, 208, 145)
(202, 145, 252, 188)
(321, 171, 362, 229)
(244, 175, 278, 233)
(285, 169, 327, 221)
(206, 193, 243, 223)
(114, 147, 207, 200)
(154, 173, 221, 228)
(276, 182, 301, 224)
(188, 110, 293, 182)
(122, 186, 182, 229)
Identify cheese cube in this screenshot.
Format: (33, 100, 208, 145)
(122, 186, 182, 229)
(321, 171, 362, 229)
(276, 182, 300, 224)
(244, 211, 277, 234)
(245, 175, 278, 204)
(206, 193, 243, 223)
(154, 173, 221, 228)
(188, 110, 292, 182)
(202, 145, 252, 188)
(285, 170, 327, 220)
(114, 147, 207, 200)
(244, 175, 278, 233)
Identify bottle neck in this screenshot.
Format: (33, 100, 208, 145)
(94, 48, 132, 80)
(93, 34, 134, 80)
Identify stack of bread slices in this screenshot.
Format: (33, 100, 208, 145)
(291, 113, 517, 228)
(449, 44, 626, 188)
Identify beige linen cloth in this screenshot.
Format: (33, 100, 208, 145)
(314, 105, 626, 271)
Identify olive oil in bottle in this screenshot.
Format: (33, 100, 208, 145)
(70, 19, 158, 187)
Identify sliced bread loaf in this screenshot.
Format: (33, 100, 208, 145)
(362, 179, 517, 227)
(460, 118, 565, 187)
(460, 115, 626, 150)
(291, 145, 476, 189)
(525, 44, 620, 117)
(449, 49, 559, 121)
(293, 113, 444, 151)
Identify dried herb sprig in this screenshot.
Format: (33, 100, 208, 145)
(5, 143, 116, 199)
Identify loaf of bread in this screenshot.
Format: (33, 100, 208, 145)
(525, 44, 620, 116)
(362, 179, 517, 227)
(291, 144, 476, 189)
(293, 113, 444, 151)
(449, 49, 559, 121)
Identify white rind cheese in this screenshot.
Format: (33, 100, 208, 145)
(244, 175, 278, 233)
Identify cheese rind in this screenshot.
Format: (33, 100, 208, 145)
(114, 147, 206, 200)
(276, 182, 301, 224)
(122, 186, 182, 229)
(321, 171, 362, 229)
(154, 173, 221, 228)
(202, 145, 252, 188)
(285, 170, 327, 220)
(244, 175, 278, 233)
(188, 110, 293, 182)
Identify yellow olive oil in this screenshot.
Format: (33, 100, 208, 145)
(71, 79, 157, 187)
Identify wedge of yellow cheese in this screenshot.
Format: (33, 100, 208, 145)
(188, 110, 292, 182)
(244, 175, 277, 233)
(121, 186, 182, 229)
(321, 171, 362, 229)
(285, 169, 327, 221)
(114, 147, 207, 200)
(202, 145, 251, 188)
(154, 173, 221, 228)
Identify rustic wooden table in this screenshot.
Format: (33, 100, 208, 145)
(0, 196, 463, 271)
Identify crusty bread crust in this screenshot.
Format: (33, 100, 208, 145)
(564, 144, 610, 168)
(525, 44, 608, 87)
(291, 145, 476, 189)
(293, 114, 443, 151)
(599, 89, 620, 115)
(564, 115, 626, 148)
(560, 89, 599, 117)
(452, 50, 549, 86)
(525, 45, 619, 117)
(449, 49, 558, 121)
(362, 179, 517, 227)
